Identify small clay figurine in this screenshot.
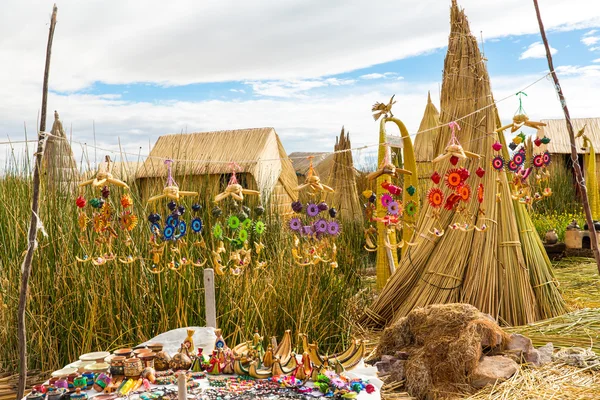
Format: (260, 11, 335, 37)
(567, 219, 580, 230)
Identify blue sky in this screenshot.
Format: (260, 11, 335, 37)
(2, 0, 600, 170)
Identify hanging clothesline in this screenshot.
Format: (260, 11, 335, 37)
(1, 70, 554, 164)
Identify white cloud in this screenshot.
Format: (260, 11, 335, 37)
(519, 42, 557, 59)
(2, 0, 600, 169)
(593, 58, 600, 63)
(582, 36, 600, 46)
(360, 72, 398, 80)
(229, 89, 246, 93)
(584, 29, 598, 36)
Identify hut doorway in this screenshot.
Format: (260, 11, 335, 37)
(582, 235, 591, 249)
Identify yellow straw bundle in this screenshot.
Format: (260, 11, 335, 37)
(361, 1, 565, 328)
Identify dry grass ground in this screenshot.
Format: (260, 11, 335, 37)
(373, 256, 600, 399)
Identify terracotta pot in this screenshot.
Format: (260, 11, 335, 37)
(110, 356, 126, 376)
(113, 348, 133, 358)
(133, 348, 151, 357)
(139, 352, 156, 369)
(123, 357, 143, 378)
(147, 343, 163, 353)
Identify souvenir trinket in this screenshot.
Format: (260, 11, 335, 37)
(110, 356, 125, 376)
(154, 350, 172, 371)
(93, 373, 111, 392)
(123, 357, 143, 378)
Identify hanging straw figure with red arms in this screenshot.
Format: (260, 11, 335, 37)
(76, 155, 137, 265)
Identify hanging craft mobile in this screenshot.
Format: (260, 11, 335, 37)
(495, 92, 547, 133)
(492, 92, 552, 206)
(75, 156, 137, 265)
(211, 163, 267, 275)
(428, 122, 486, 233)
(371, 95, 397, 121)
(289, 157, 338, 268)
(364, 144, 417, 250)
(145, 159, 203, 273)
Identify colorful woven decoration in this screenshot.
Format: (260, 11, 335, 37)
(428, 122, 487, 233)
(145, 159, 206, 273)
(211, 163, 266, 275)
(75, 156, 138, 265)
(290, 157, 338, 267)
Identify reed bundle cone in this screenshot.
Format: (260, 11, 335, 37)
(414, 92, 441, 189)
(360, 1, 565, 329)
(326, 127, 363, 222)
(42, 111, 79, 193)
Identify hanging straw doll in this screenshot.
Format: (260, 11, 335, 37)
(145, 159, 202, 273)
(288, 156, 339, 268)
(75, 155, 138, 265)
(210, 163, 266, 276)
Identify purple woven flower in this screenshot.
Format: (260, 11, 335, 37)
(327, 221, 340, 236)
(291, 201, 303, 213)
(315, 219, 328, 233)
(306, 203, 319, 217)
(387, 201, 400, 215)
(289, 218, 302, 231)
(302, 225, 313, 236)
(317, 202, 328, 211)
(381, 194, 393, 208)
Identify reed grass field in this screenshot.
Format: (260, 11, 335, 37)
(0, 156, 370, 373)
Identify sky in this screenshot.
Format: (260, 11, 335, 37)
(2, 0, 600, 171)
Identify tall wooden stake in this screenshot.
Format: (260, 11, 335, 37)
(17, 5, 57, 399)
(533, 0, 600, 274)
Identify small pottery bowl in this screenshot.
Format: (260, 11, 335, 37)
(113, 348, 133, 358)
(46, 387, 67, 400)
(51, 368, 78, 378)
(32, 385, 46, 394)
(87, 362, 109, 374)
(66, 360, 95, 373)
(138, 352, 155, 368)
(133, 348, 151, 357)
(146, 343, 163, 353)
(79, 351, 110, 363)
(26, 391, 45, 400)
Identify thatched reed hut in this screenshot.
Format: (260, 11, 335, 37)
(413, 92, 440, 184)
(289, 152, 334, 185)
(536, 117, 600, 186)
(136, 128, 298, 211)
(42, 111, 79, 193)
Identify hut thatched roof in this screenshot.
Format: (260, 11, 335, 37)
(289, 152, 335, 183)
(536, 118, 600, 154)
(83, 161, 142, 183)
(414, 92, 441, 162)
(137, 128, 297, 200)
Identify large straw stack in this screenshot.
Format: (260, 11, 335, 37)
(360, 0, 565, 328)
(326, 127, 362, 222)
(42, 111, 78, 193)
(413, 92, 440, 187)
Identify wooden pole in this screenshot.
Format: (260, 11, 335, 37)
(532, 0, 600, 274)
(203, 269, 217, 328)
(17, 4, 57, 399)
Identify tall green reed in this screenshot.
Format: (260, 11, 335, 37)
(0, 159, 366, 372)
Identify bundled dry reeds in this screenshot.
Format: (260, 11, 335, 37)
(326, 127, 362, 222)
(413, 92, 440, 187)
(360, 0, 565, 329)
(42, 111, 78, 193)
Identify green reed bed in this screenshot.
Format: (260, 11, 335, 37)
(0, 168, 366, 373)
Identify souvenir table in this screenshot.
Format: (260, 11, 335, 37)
(36, 328, 382, 400)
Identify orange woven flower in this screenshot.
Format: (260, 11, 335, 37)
(477, 183, 484, 203)
(458, 184, 471, 201)
(445, 169, 462, 189)
(119, 211, 138, 231)
(121, 194, 133, 208)
(427, 188, 444, 208)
